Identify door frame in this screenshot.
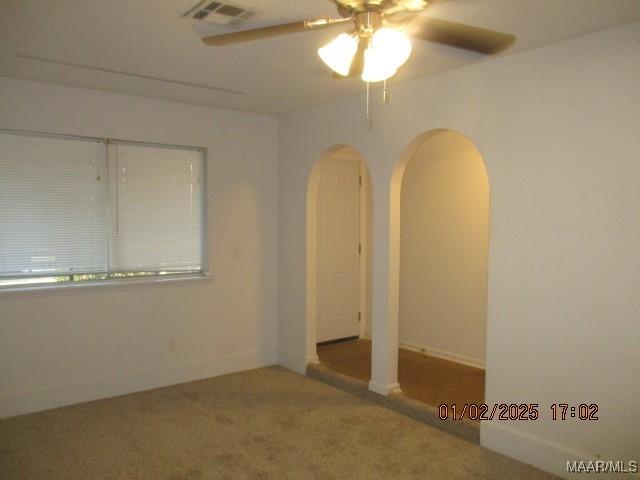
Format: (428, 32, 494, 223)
(306, 145, 371, 364)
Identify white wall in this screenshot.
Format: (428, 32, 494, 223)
(278, 22, 640, 478)
(0, 77, 279, 417)
(399, 131, 489, 368)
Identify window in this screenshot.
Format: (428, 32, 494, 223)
(0, 130, 206, 288)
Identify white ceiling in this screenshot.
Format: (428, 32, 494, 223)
(1, 0, 638, 114)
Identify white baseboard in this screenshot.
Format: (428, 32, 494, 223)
(399, 340, 485, 370)
(277, 348, 311, 375)
(482, 422, 640, 479)
(0, 349, 274, 418)
(369, 380, 401, 396)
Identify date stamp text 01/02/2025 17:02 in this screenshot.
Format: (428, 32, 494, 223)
(438, 403, 640, 475)
(437, 403, 599, 421)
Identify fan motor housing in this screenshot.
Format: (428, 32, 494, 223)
(335, 0, 389, 13)
(354, 11, 383, 32)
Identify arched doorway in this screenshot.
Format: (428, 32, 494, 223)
(390, 129, 489, 410)
(306, 146, 372, 374)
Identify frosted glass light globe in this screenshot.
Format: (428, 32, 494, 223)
(361, 46, 398, 82)
(318, 33, 359, 76)
(371, 27, 413, 69)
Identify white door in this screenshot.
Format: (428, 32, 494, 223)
(316, 159, 361, 343)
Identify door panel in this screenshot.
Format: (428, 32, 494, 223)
(316, 159, 360, 343)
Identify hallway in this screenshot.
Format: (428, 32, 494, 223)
(317, 339, 485, 410)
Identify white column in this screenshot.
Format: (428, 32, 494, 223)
(368, 172, 400, 395)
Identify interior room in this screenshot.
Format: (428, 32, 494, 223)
(1, 1, 639, 479)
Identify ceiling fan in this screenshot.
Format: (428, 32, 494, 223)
(201, 0, 516, 83)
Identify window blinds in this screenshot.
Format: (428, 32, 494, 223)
(109, 143, 204, 273)
(0, 132, 108, 277)
(0, 131, 205, 283)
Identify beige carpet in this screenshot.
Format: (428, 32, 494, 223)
(0, 367, 556, 480)
(318, 339, 485, 410)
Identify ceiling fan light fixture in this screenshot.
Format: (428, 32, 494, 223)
(371, 27, 413, 69)
(318, 33, 358, 77)
(361, 27, 412, 82)
(361, 45, 398, 83)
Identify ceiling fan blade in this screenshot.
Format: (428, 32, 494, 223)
(202, 18, 348, 46)
(382, 0, 452, 16)
(408, 16, 515, 54)
(202, 22, 308, 46)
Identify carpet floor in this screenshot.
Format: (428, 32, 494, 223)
(0, 366, 556, 480)
(317, 339, 485, 409)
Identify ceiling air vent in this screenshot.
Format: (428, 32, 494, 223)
(184, 1, 256, 25)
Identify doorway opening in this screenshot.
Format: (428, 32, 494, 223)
(313, 133, 489, 410)
(393, 129, 489, 412)
(306, 146, 372, 379)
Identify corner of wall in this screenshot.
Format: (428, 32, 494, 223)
(277, 349, 312, 376)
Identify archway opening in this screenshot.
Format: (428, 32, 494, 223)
(394, 129, 489, 412)
(306, 146, 372, 380)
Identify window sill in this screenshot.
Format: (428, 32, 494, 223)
(0, 272, 214, 295)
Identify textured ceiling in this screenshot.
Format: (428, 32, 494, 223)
(1, 0, 639, 114)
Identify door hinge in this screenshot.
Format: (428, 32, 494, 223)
(359, 175, 362, 187)
(358, 243, 362, 254)
(358, 312, 361, 322)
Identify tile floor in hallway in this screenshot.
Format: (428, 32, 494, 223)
(317, 339, 485, 409)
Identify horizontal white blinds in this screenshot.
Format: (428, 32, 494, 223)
(0, 131, 205, 283)
(109, 143, 204, 273)
(0, 132, 108, 277)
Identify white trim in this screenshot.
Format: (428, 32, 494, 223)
(398, 340, 486, 370)
(0, 272, 214, 295)
(481, 421, 640, 480)
(358, 161, 371, 339)
(369, 380, 401, 396)
(0, 349, 272, 418)
(277, 349, 309, 375)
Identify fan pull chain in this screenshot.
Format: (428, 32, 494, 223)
(364, 81, 392, 130)
(366, 81, 372, 130)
